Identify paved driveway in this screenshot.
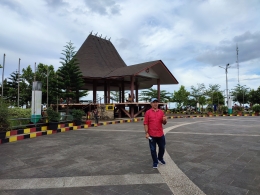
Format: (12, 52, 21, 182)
(0, 117, 259, 195)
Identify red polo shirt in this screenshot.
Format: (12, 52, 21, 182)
(143, 108, 165, 137)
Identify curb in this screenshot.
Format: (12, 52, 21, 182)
(0, 118, 144, 145)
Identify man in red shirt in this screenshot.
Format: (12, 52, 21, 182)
(144, 98, 167, 168)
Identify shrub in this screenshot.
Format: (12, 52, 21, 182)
(252, 104, 260, 112)
(0, 99, 11, 132)
(8, 107, 31, 126)
(47, 107, 60, 122)
(207, 107, 213, 112)
(71, 109, 85, 120)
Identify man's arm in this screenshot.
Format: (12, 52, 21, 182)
(162, 114, 167, 125)
(144, 124, 149, 138)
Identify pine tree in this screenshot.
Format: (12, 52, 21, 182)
(57, 41, 88, 113)
(6, 71, 21, 106)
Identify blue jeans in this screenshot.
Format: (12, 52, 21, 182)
(94, 116, 99, 124)
(149, 135, 166, 164)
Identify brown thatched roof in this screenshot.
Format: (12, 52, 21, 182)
(75, 34, 126, 78)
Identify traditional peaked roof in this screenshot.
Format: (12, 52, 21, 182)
(75, 34, 178, 90)
(75, 34, 126, 78)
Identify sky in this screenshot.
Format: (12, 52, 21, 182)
(0, 0, 260, 101)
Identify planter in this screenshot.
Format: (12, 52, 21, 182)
(74, 120, 82, 126)
(48, 122, 59, 130)
(0, 132, 6, 139)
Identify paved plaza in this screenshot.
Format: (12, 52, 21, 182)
(0, 117, 259, 195)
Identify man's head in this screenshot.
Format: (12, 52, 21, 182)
(150, 98, 159, 109)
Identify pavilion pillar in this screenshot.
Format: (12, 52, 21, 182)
(93, 80, 97, 104)
(130, 76, 135, 118)
(135, 83, 139, 103)
(104, 79, 107, 104)
(107, 80, 110, 103)
(130, 76, 135, 102)
(157, 79, 160, 102)
(121, 80, 125, 103)
(119, 87, 121, 103)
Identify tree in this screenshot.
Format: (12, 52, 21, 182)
(35, 64, 58, 105)
(110, 91, 120, 103)
(57, 41, 88, 113)
(6, 71, 21, 106)
(171, 85, 190, 109)
(205, 84, 220, 104)
(190, 83, 206, 109)
(21, 65, 34, 108)
(139, 88, 171, 102)
(198, 95, 207, 109)
(248, 86, 260, 105)
(231, 84, 250, 106)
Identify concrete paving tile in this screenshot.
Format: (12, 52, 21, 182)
(226, 163, 246, 172)
(83, 186, 122, 195)
(236, 156, 253, 164)
(204, 183, 248, 195)
(137, 184, 173, 195)
(169, 151, 187, 159)
(192, 174, 215, 187)
(230, 180, 258, 191)
(2, 190, 35, 195)
(0, 167, 47, 179)
(211, 173, 234, 185)
(201, 168, 224, 177)
(182, 169, 201, 180)
(124, 189, 150, 195)
(246, 190, 260, 195)
(30, 187, 92, 195)
(177, 162, 195, 172)
(200, 185, 224, 195)
(227, 171, 257, 184)
(242, 166, 260, 175)
(0, 191, 10, 195)
(106, 185, 143, 194)
(186, 162, 211, 170)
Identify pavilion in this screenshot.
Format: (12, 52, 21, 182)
(74, 33, 179, 118)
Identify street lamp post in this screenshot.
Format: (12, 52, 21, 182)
(47, 66, 49, 108)
(1, 54, 6, 98)
(18, 58, 21, 107)
(219, 63, 232, 114)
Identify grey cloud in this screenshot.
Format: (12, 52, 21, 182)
(44, 0, 67, 9)
(0, 0, 28, 16)
(0, 0, 20, 10)
(115, 38, 132, 50)
(196, 31, 260, 66)
(233, 31, 259, 42)
(243, 77, 260, 80)
(83, 0, 121, 15)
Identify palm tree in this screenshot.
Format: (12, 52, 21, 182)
(139, 88, 171, 102)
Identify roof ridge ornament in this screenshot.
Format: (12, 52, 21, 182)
(90, 30, 93, 35)
(95, 32, 98, 36)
